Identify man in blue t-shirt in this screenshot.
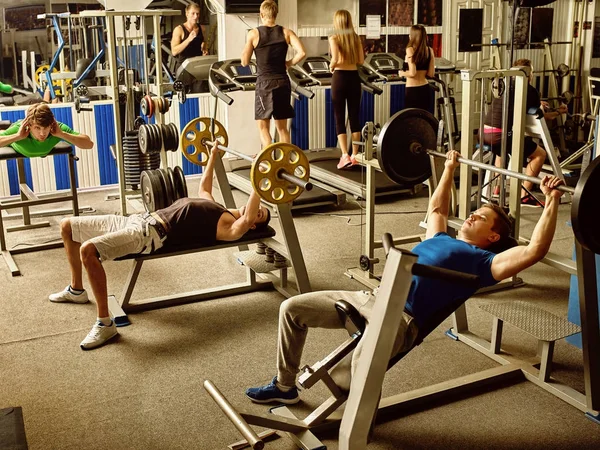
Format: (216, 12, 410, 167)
(245, 150, 565, 404)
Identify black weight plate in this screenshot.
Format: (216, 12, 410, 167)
(151, 124, 162, 153)
(572, 156, 600, 254)
(147, 124, 158, 153)
(162, 124, 171, 151)
(376, 108, 437, 186)
(140, 170, 164, 212)
(138, 125, 150, 154)
(147, 124, 156, 153)
(166, 167, 177, 201)
(166, 123, 176, 151)
(173, 165, 188, 199)
(170, 123, 180, 151)
(157, 168, 175, 207)
(159, 124, 169, 150)
(152, 169, 168, 210)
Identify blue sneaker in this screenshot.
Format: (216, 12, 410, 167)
(245, 377, 300, 404)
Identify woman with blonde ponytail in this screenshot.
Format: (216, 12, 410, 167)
(329, 9, 364, 169)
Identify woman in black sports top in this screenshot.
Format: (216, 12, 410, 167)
(398, 24, 435, 113)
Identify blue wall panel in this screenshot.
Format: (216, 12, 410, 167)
(325, 89, 336, 148)
(390, 84, 405, 116)
(0, 110, 31, 195)
(291, 96, 309, 150)
(51, 106, 77, 190)
(359, 91, 374, 128)
(178, 97, 202, 175)
(94, 104, 118, 185)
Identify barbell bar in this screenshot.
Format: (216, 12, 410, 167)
(373, 108, 600, 254)
(179, 117, 312, 204)
(425, 148, 574, 195)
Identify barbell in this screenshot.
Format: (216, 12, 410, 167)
(373, 108, 600, 254)
(179, 117, 312, 204)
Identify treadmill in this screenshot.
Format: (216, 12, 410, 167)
(363, 53, 460, 150)
(291, 55, 419, 199)
(363, 52, 405, 82)
(208, 59, 346, 209)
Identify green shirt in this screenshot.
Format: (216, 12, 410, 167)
(0, 121, 78, 157)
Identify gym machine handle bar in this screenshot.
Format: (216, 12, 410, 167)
(205, 140, 313, 191)
(204, 380, 264, 450)
(294, 84, 315, 100)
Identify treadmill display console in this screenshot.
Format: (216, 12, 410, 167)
(364, 53, 403, 81)
(374, 59, 395, 70)
(231, 65, 256, 77)
(229, 64, 257, 89)
(307, 61, 330, 73)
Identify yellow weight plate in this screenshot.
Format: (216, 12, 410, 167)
(179, 117, 228, 166)
(250, 142, 309, 204)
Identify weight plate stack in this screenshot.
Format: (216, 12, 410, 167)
(138, 124, 164, 154)
(123, 130, 161, 190)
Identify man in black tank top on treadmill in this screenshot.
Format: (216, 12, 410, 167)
(171, 2, 208, 73)
(49, 142, 271, 351)
(241, 0, 306, 148)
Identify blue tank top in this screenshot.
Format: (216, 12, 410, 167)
(405, 233, 497, 328)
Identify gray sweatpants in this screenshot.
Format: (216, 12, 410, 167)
(277, 290, 419, 391)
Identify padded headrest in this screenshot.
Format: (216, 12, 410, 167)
(487, 236, 519, 254)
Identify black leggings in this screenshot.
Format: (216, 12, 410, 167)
(331, 70, 362, 137)
(404, 84, 434, 113)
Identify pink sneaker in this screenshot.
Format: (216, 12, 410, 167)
(337, 154, 352, 169)
(350, 155, 359, 166)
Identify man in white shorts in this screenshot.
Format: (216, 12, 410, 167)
(49, 144, 271, 350)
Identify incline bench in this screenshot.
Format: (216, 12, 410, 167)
(108, 225, 279, 326)
(0, 141, 79, 276)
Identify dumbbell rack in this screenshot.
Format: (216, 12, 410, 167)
(79, 8, 180, 216)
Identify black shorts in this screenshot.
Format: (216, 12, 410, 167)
(482, 131, 538, 167)
(255, 77, 294, 120)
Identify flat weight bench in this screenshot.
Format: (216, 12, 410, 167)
(108, 225, 278, 325)
(478, 300, 581, 382)
(0, 142, 79, 276)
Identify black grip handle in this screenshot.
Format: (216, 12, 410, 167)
(382, 233, 394, 255)
(217, 90, 234, 106)
(411, 263, 480, 288)
(295, 84, 314, 99)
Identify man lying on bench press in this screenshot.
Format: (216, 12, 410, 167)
(49, 143, 271, 350)
(246, 150, 564, 404)
(0, 103, 93, 154)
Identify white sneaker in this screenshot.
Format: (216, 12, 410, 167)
(49, 286, 89, 304)
(80, 320, 118, 350)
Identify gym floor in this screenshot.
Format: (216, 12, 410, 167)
(1, 178, 600, 449)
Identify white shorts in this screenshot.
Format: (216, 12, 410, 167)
(69, 214, 164, 261)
